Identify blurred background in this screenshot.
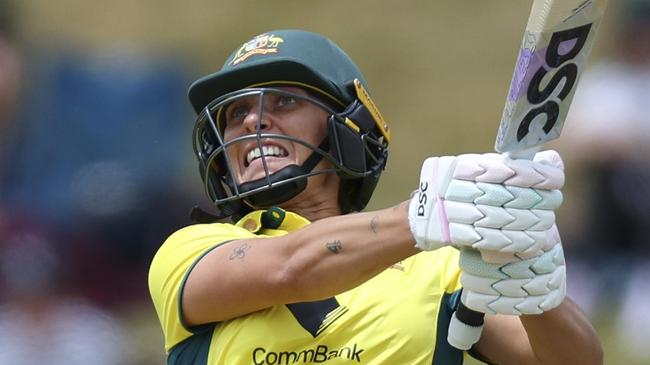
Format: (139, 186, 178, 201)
(0, 0, 648, 364)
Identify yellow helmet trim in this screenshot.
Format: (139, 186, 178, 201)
(352, 79, 391, 144)
(344, 118, 361, 133)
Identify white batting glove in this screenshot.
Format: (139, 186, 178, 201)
(408, 150, 564, 252)
(459, 235, 567, 315)
(455, 150, 567, 315)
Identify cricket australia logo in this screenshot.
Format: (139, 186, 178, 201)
(231, 33, 284, 65)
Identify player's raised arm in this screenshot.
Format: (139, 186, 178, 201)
(148, 29, 601, 365)
(180, 203, 418, 325)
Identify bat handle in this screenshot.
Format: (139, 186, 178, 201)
(503, 146, 539, 160)
(449, 146, 540, 350)
(448, 294, 485, 350)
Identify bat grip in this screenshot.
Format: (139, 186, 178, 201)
(504, 146, 539, 160)
(449, 146, 539, 350)
(448, 295, 485, 350)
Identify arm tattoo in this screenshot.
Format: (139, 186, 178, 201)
(326, 240, 343, 254)
(370, 215, 379, 234)
(229, 243, 251, 260)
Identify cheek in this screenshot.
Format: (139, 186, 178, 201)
(314, 119, 329, 141)
(223, 126, 237, 142)
(223, 128, 245, 153)
(221, 129, 242, 163)
(300, 112, 329, 144)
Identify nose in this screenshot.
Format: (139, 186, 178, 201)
(242, 103, 271, 133)
(242, 107, 269, 133)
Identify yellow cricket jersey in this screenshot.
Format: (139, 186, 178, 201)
(148, 208, 467, 365)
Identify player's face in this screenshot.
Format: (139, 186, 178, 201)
(222, 87, 330, 184)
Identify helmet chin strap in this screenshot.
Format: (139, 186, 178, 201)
(237, 137, 330, 208)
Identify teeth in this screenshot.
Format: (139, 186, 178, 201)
(246, 145, 287, 165)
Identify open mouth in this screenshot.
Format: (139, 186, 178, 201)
(245, 144, 289, 167)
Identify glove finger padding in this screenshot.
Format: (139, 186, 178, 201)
(533, 149, 565, 171)
(459, 245, 567, 315)
(452, 150, 564, 189)
(408, 151, 564, 252)
(475, 223, 562, 264)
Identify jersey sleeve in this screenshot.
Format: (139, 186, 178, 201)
(147, 223, 257, 352)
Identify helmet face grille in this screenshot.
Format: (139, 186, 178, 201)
(192, 87, 389, 217)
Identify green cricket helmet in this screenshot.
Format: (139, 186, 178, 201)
(189, 29, 390, 220)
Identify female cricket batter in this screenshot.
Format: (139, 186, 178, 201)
(149, 29, 602, 365)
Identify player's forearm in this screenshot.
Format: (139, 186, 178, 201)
(183, 201, 418, 325)
(521, 298, 603, 365)
(280, 201, 418, 301)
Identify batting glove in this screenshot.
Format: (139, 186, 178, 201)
(459, 233, 567, 315)
(408, 150, 564, 253)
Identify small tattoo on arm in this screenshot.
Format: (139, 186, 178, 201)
(229, 243, 251, 260)
(326, 240, 342, 254)
(370, 215, 379, 234)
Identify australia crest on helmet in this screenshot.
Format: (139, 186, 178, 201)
(230, 33, 284, 66)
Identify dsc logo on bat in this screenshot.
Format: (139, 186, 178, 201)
(517, 23, 593, 142)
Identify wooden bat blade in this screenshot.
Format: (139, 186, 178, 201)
(448, 0, 609, 352)
(495, 0, 609, 154)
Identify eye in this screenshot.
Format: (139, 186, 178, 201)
(229, 105, 249, 120)
(225, 103, 249, 126)
(276, 95, 297, 108)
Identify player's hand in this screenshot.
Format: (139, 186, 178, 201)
(408, 150, 564, 252)
(458, 227, 566, 315)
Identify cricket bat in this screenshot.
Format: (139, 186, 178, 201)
(447, 0, 609, 351)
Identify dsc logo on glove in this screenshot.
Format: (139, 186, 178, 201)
(417, 182, 429, 217)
